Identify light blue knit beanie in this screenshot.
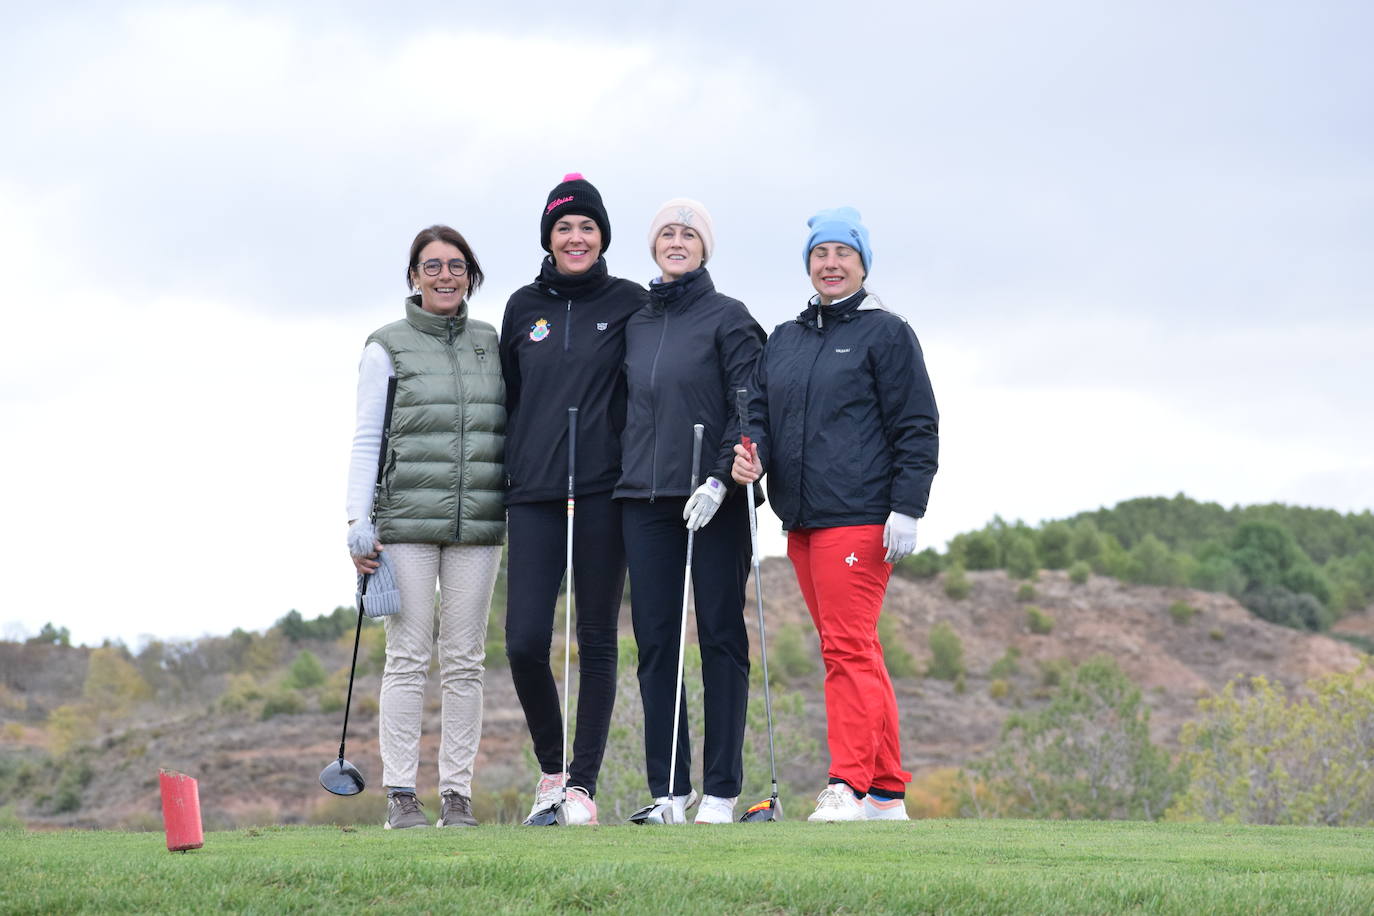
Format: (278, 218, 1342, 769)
(803, 206, 872, 273)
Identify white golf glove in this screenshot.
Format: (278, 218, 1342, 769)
(683, 476, 727, 531)
(883, 511, 919, 563)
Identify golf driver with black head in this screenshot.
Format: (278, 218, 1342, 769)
(322, 374, 399, 796)
(734, 388, 782, 822)
(320, 599, 368, 796)
(628, 423, 705, 825)
(525, 407, 579, 826)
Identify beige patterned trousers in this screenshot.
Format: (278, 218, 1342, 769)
(379, 542, 501, 796)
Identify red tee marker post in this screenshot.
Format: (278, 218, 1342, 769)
(158, 769, 204, 852)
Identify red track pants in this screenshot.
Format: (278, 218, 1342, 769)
(788, 525, 912, 796)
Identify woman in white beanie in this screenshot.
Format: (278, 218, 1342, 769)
(614, 199, 766, 824)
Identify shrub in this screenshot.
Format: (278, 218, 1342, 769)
(284, 650, 327, 690)
(1025, 606, 1054, 635)
(906, 767, 961, 818)
(989, 679, 1010, 700)
(46, 705, 97, 756)
(943, 563, 971, 600)
(1016, 583, 1036, 602)
(896, 548, 943, 580)
(0, 804, 23, 832)
(1208, 628, 1224, 641)
(1123, 534, 1182, 586)
(878, 615, 919, 678)
(962, 531, 1001, 570)
(26, 622, 71, 647)
(260, 691, 306, 720)
(1168, 601, 1198, 625)
(967, 656, 1182, 820)
(1242, 585, 1332, 632)
(1170, 668, 1374, 825)
(927, 622, 964, 681)
(1070, 521, 1104, 566)
(1068, 561, 1091, 585)
(83, 648, 152, 715)
(1006, 535, 1039, 580)
(219, 673, 265, 713)
(1037, 522, 1073, 570)
(1038, 658, 1071, 687)
(772, 623, 817, 680)
(989, 647, 1021, 679)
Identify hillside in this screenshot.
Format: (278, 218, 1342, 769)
(1, 559, 1367, 830)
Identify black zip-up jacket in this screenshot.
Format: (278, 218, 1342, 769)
(614, 267, 765, 500)
(743, 289, 938, 530)
(500, 257, 647, 504)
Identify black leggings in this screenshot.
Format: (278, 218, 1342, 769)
(505, 493, 625, 797)
(624, 491, 751, 798)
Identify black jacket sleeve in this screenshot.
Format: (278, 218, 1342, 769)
(711, 302, 766, 488)
(872, 317, 939, 517)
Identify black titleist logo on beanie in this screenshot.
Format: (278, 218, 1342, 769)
(541, 172, 611, 253)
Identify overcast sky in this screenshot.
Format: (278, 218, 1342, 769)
(2, 1, 1370, 648)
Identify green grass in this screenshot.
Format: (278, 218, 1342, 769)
(3, 820, 1373, 914)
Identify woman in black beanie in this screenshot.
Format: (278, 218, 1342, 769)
(500, 173, 647, 826)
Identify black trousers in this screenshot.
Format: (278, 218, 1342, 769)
(505, 492, 625, 797)
(623, 492, 751, 798)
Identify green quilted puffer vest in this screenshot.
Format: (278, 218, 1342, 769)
(367, 297, 506, 545)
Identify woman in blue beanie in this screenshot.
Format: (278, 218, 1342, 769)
(732, 207, 939, 822)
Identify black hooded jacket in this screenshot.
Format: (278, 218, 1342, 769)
(743, 289, 938, 530)
(500, 257, 647, 504)
(614, 267, 765, 500)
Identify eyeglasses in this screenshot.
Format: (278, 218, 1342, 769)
(420, 258, 468, 277)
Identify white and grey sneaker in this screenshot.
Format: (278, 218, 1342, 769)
(862, 794, 910, 821)
(555, 786, 598, 825)
(694, 795, 738, 824)
(807, 783, 865, 822)
(631, 789, 699, 824)
(523, 772, 565, 825)
(385, 791, 430, 829)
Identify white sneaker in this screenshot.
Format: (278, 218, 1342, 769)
(651, 790, 699, 824)
(555, 786, 598, 825)
(525, 771, 565, 822)
(694, 795, 738, 824)
(808, 783, 865, 822)
(863, 794, 910, 821)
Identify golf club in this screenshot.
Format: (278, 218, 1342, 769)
(527, 407, 578, 826)
(734, 388, 782, 822)
(629, 422, 704, 825)
(321, 375, 397, 796)
(320, 599, 367, 796)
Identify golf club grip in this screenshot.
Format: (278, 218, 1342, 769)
(690, 423, 704, 489)
(566, 407, 578, 500)
(734, 387, 750, 442)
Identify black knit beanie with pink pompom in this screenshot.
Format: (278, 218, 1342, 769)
(541, 172, 611, 253)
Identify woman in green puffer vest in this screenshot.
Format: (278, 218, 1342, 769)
(346, 225, 506, 830)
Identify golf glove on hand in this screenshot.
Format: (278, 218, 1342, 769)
(883, 511, 919, 563)
(347, 519, 379, 557)
(684, 477, 726, 531)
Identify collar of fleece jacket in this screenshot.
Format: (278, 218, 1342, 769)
(647, 266, 713, 312)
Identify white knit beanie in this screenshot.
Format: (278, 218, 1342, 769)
(647, 198, 715, 263)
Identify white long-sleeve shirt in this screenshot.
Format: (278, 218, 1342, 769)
(346, 341, 396, 522)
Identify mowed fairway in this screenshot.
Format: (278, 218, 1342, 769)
(3, 819, 1372, 914)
